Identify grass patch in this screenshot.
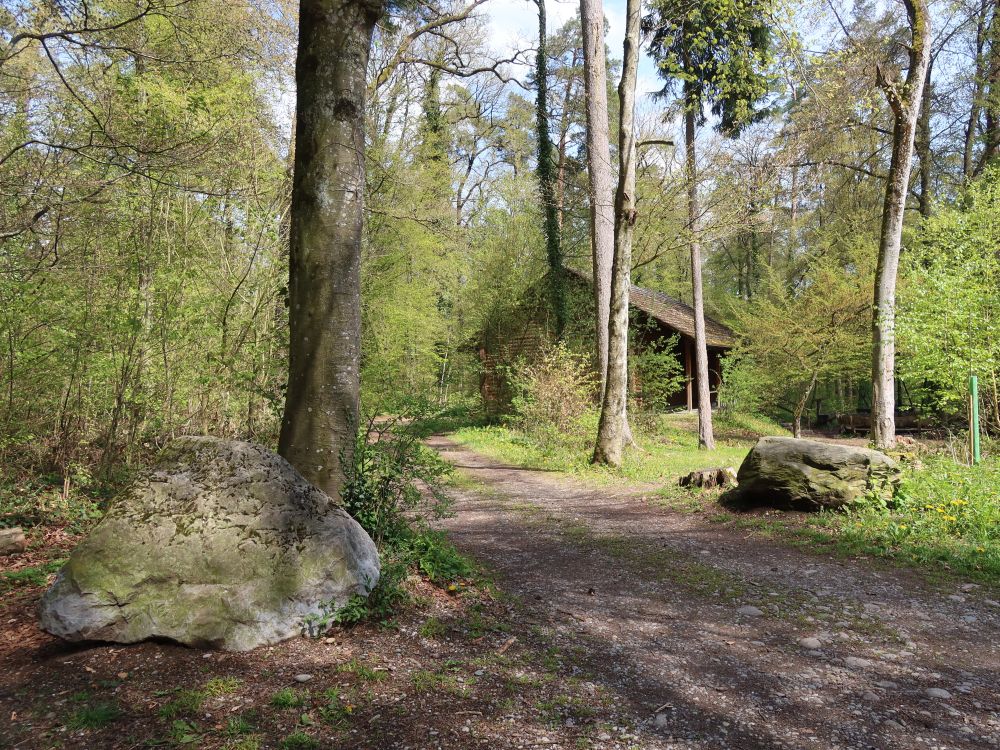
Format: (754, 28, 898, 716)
(278, 731, 319, 750)
(223, 738, 261, 750)
(270, 688, 306, 709)
(317, 688, 356, 727)
(158, 689, 205, 719)
(411, 669, 473, 697)
(167, 719, 201, 744)
(665, 455, 1000, 584)
(66, 701, 122, 730)
(835, 455, 1000, 580)
(203, 677, 241, 696)
(337, 658, 386, 682)
(1, 559, 65, 590)
(403, 529, 476, 585)
(418, 616, 446, 639)
(450, 410, 783, 486)
(225, 713, 258, 736)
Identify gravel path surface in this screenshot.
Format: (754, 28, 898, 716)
(431, 435, 1000, 750)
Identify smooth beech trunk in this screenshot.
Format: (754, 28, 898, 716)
(279, 0, 384, 497)
(871, 0, 930, 451)
(592, 0, 639, 467)
(580, 0, 614, 400)
(684, 99, 715, 450)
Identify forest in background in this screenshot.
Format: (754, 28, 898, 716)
(1, 0, 998, 503)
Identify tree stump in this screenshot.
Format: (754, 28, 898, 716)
(679, 467, 737, 490)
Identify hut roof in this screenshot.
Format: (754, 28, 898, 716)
(565, 267, 735, 348)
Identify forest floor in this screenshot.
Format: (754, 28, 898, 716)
(427, 436, 1000, 750)
(2, 436, 999, 750)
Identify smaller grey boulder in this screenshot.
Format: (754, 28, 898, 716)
(727, 436, 898, 511)
(0, 527, 27, 555)
(39, 437, 380, 651)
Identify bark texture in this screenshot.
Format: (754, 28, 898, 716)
(580, 0, 615, 399)
(964, 0, 990, 178)
(593, 0, 639, 467)
(871, 0, 931, 451)
(279, 0, 384, 497)
(916, 60, 933, 217)
(684, 101, 716, 450)
(535, 0, 566, 336)
(979, 6, 1000, 173)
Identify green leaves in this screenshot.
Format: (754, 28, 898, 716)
(644, 0, 775, 132)
(899, 168, 1000, 429)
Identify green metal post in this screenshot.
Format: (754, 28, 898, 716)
(970, 375, 980, 465)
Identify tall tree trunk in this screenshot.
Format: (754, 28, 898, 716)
(535, 0, 566, 336)
(554, 49, 581, 233)
(279, 0, 384, 498)
(593, 0, 639, 467)
(792, 372, 818, 439)
(871, 0, 930, 451)
(964, 0, 989, 178)
(684, 95, 716, 450)
(916, 59, 933, 217)
(580, 0, 614, 400)
(977, 7, 1000, 174)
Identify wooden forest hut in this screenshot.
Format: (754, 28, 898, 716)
(478, 268, 735, 415)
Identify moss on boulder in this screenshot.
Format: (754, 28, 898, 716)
(39, 436, 379, 651)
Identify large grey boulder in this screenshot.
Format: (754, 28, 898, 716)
(39, 436, 379, 651)
(728, 436, 898, 511)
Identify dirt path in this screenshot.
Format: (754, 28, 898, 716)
(430, 436, 1000, 750)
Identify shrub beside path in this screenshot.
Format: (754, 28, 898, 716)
(430, 435, 1000, 749)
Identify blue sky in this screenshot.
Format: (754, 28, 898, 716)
(484, 0, 665, 103)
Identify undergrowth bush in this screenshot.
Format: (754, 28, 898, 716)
(842, 454, 1000, 577)
(309, 406, 476, 632)
(631, 333, 685, 412)
(341, 410, 453, 547)
(0, 461, 117, 533)
(507, 342, 597, 452)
